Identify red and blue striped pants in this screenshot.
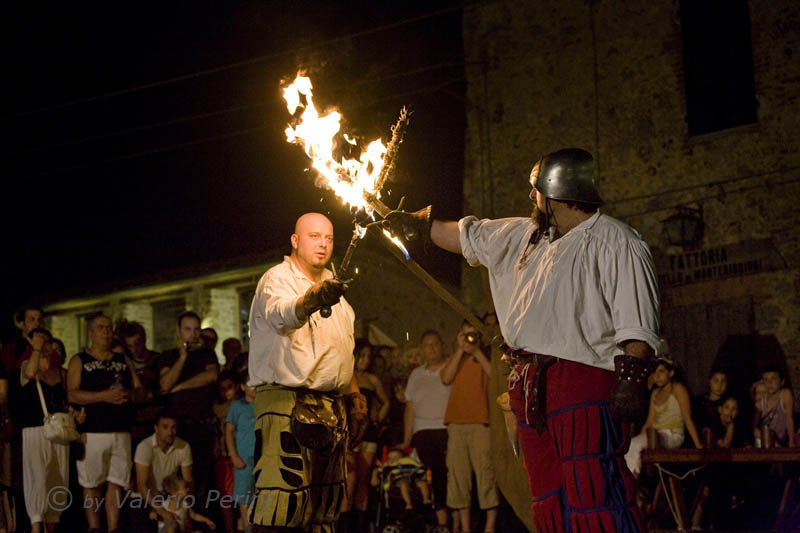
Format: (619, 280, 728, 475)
(509, 358, 644, 533)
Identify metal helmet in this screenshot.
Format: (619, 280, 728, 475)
(530, 148, 603, 206)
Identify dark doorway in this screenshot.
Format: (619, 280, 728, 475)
(661, 297, 754, 396)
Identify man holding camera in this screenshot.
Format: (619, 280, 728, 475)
(158, 311, 220, 516)
(441, 320, 498, 532)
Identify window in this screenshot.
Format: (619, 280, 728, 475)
(680, 0, 757, 136)
(152, 298, 188, 352)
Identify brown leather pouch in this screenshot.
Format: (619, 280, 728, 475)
(290, 391, 339, 451)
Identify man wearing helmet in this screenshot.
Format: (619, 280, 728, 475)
(385, 148, 661, 533)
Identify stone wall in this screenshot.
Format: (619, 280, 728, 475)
(462, 0, 800, 399)
(344, 235, 465, 351)
(204, 288, 241, 364)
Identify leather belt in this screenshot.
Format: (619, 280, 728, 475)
(501, 343, 556, 366)
(502, 344, 558, 434)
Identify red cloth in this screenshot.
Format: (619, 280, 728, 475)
(214, 456, 234, 497)
(509, 359, 644, 533)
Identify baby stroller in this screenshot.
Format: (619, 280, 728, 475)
(372, 447, 437, 533)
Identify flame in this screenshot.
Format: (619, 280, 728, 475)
(382, 229, 410, 260)
(283, 74, 386, 214)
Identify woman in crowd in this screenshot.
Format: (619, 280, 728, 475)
(626, 357, 702, 475)
(20, 328, 85, 533)
(343, 341, 389, 531)
(354, 342, 390, 461)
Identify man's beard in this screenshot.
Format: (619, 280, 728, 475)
(531, 204, 548, 230)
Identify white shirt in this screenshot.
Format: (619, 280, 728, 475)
(459, 212, 663, 370)
(405, 365, 451, 433)
(133, 434, 193, 492)
(248, 256, 356, 392)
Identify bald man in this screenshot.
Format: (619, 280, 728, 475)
(247, 212, 367, 533)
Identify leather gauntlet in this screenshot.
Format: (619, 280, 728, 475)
(609, 355, 652, 424)
(382, 205, 433, 243)
(302, 279, 348, 316)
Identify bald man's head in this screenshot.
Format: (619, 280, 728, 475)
(291, 212, 334, 279)
(294, 212, 332, 234)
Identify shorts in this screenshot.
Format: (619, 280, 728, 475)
(76, 432, 132, 489)
(445, 423, 498, 509)
(214, 456, 234, 497)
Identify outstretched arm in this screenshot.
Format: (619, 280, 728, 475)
(431, 220, 461, 253)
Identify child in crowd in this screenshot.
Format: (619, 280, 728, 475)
(226, 377, 256, 532)
(625, 358, 702, 475)
(708, 396, 746, 449)
(214, 371, 238, 533)
(692, 368, 728, 432)
(753, 366, 795, 447)
(371, 447, 431, 510)
(153, 474, 216, 533)
(691, 395, 746, 530)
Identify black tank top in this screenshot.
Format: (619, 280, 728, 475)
(19, 377, 66, 429)
(77, 351, 135, 433)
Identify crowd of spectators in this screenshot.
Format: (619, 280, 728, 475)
(0, 307, 259, 533)
(0, 305, 796, 532)
(624, 356, 797, 530)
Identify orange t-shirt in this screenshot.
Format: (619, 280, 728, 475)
(444, 356, 489, 425)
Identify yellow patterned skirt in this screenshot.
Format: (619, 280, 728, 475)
(248, 385, 347, 533)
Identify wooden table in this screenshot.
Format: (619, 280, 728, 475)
(641, 448, 800, 531)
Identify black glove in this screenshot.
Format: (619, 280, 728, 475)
(609, 355, 653, 424)
(302, 279, 348, 316)
(382, 205, 433, 242)
(345, 392, 368, 450)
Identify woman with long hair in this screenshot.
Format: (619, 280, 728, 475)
(625, 357, 702, 475)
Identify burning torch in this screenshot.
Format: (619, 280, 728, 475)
(282, 74, 491, 339)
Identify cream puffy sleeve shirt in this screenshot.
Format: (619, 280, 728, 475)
(248, 256, 355, 392)
(459, 212, 663, 370)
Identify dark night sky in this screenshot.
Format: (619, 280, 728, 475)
(2, 1, 466, 341)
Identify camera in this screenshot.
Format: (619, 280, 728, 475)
(465, 332, 480, 345)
